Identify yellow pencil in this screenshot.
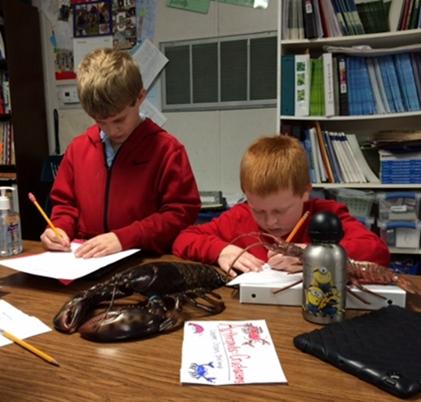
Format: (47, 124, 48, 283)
(28, 192, 63, 240)
(0, 328, 60, 366)
(286, 210, 310, 243)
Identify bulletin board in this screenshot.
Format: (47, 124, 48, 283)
(40, 0, 157, 80)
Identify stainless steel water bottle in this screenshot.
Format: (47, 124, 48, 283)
(302, 212, 347, 324)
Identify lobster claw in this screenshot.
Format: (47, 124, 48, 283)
(77, 296, 184, 342)
(53, 293, 94, 334)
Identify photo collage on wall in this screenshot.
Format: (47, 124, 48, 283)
(72, 0, 113, 37)
(112, 0, 137, 50)
(71, 0, 137, 49)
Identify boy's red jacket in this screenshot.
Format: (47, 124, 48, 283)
(50, 118, 201, 254)
(173, 199, 390, 266)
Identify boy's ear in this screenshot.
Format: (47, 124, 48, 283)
(138, 89, 146, 102)
(303, 184, 312, 201)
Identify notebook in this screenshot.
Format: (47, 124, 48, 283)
(293, 305, 421, 399)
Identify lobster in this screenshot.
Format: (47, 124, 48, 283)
(228, 232, 421, 297)
(54, 260, 228, 342)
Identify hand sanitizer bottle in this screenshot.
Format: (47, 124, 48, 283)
(0, 186, 22, 257)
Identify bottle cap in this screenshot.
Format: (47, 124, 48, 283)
(308, 211, 344, 243)
(0, 187, 12, 211)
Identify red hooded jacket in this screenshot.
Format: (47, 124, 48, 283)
(173, 199, 390, 266)
(50, 118, 201, 254)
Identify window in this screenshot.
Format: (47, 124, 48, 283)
(161, 32, 277, 111)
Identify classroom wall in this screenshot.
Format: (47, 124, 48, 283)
(38, 0, 278, 197)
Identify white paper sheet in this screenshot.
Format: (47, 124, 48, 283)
(0, 300, 51, 347)
(131, 38, 168, 90)
(180, 320, 287, 385)
(0, 242, 140, 280)
(140, 98, 167, 126)
(73, 36, 113, 71)
(227, 269, 303, 287)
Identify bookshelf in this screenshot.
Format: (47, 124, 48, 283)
(277, 1, 421, 256)
(0, 0, 50, 240)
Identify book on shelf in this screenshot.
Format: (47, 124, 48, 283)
(315, 122, 334, 183)
(388, 0, 404, 31)
(281, 0, 291, 39)
(394, 53, 420, 112)
(314, 127, 328, 182)
(373, 129, 421, 145)
(309, 56, 324, 116)
(409, 0, 420, 29)
(0, 31, 5, 60)
(294, 53, 310, 117)
(336, 55, 349, 115)
(308, 127, 322, 182)
(312, 0, 324, 37)
(302, 128, 317, 183)
(322, 52, 335, 116)
(410, 52, 421, 104)
(281, 54, 295, 116)
(290, 0, 305, 39)
(303, 0, 318, 38)
(399, 0, 413, 30)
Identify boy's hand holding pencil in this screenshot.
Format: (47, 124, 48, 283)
(267, 211, 310, 273)
(28, 193, 71, 252)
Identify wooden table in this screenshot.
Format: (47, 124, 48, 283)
(0, 241, 420, 402)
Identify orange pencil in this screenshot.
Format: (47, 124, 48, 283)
(286, 210, 310, 243)
(0, 328, 60, 366)
(28, 192, 63, 239)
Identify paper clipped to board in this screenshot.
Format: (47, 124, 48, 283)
(0, 242, 140, 280)
(180, 320, 287, 385)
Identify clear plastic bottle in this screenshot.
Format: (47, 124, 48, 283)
(0, 187, 22, 257)
(302, 212, 347, 324)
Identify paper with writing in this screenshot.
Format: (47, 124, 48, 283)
(180, 320, 287, 385)
(0, 300, 51, 347)
(131, 38, 168, 90)
(0, 242, 140, 280)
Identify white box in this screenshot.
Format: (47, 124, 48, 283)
(239, 282, 406, 310)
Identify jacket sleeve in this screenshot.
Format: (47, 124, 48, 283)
(49, 146, 79, 240)
(334, 203, 391, 266)
(172, 208, 241, 264)
(113, 144, 201, 254)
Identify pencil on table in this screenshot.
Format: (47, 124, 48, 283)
(0, 329, 60, 367)
(286, 210, 310, 243)
(28, 192, 62, 239)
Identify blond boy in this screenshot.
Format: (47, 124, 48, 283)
(41, 48, 200, 257)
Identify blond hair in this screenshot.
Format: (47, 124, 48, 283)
(77, 48, 143, 119)
(240, 135, 310, 196)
